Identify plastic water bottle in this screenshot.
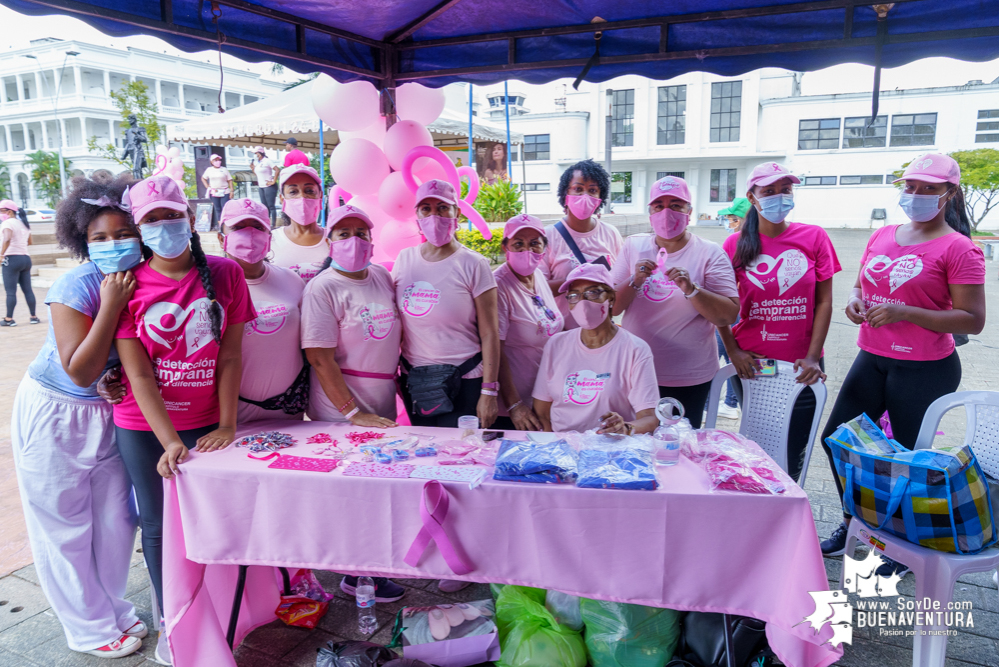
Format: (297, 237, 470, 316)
(653, 397, 684, 467)
(356, 576, 377, 635)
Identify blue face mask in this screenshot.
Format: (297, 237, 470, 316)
(899, 192, 944, 223)
(88, 238, 142, 274)
(140, 219, 192, 259)
(755, 193, 795, 223)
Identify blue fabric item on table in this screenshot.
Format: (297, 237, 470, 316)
(493, 438, 578, 484)
(577, 448, 658, 491)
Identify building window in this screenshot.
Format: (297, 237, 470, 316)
(801, 176, 837, 186)
(710, 81, 742, 143)
(656, 85, 686, 145)
(611, 172, 632, 203)
(843, 116, 887, 148)
(523, 134, 549, 161)
(840, 175, 884, 185)
(977, 109, 999, 143)
(710, 169, 737, 202)
(520, 183, 551, 192)
(611, 90, 634, 147)
(656, 171, 685, 180)
(890, 113, 937, 147)
(797, 118, 840, 150)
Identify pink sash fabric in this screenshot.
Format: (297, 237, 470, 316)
(340, 368, 396, 380)
(404, 480, 473, 575)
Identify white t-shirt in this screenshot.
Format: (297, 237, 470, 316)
(542, 220, 623, 329)
(202, 166, 231, 195)
(1, 217, 30, 256)
(270, 226, 329, 284)
(255, 157, 275, 188)
(237, 263, 306, 424)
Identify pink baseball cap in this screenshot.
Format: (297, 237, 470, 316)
(278, 163, 321, 190)
(253, 146, 267, 155)
(648, 175, 691, 205)
(503, 213, 546, 239)
(559, 262, 614, 293)
(747, 162, 800, 190)
(131, 175, 189, 223)
(415, 179, 458, 206)
(0, 199, 18, 212)
(220, 198, 269, 228)
(210, 154, 222, 162)
(327, 204, 374, 229)
(892, 153, 961, 185)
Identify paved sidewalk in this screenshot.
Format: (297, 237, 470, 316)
(2, 228, 999, 665)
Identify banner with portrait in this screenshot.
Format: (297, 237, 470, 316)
(475, 141, 509, 185)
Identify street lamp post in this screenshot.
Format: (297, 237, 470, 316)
(53, 51, 80, 200)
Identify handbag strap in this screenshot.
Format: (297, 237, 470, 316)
(554, 221, 587, 266)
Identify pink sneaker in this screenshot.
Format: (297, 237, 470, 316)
(82, 635, 142, 658)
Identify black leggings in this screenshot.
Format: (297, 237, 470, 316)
(258, 185, 278, 226)
(210, 195, 229, 229)
(820, 350, 961, 520)
(400, 375, 483, 428)
(659, 381, 712, 429)
(115, 423, 216, 617)
(2, 254, 35, 318)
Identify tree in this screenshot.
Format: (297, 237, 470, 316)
(894, 149, 999, 230)
(0, 159, 10, 200)
(24, 151, 72, 207)
(284, 72, 318, 91)
(183, 165, 199, 199)
(87, 80, 163, 166)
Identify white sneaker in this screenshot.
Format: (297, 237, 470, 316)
(717, 404, 741, 420)
(153, 631, 172, 665)
(124, 620, 148, 639)
(82, 635, 141, 659)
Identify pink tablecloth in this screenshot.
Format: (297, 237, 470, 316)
(163, 420, 842, 667)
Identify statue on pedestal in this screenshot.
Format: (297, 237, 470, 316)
(121, 115, 149, 180)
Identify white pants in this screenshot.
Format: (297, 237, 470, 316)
(11, 374, 139, 651)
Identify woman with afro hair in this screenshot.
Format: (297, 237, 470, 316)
(11, 171, 147, 658)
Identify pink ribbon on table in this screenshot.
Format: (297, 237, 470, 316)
(404, 480, 473, 575)
(247, 451, 280, 461)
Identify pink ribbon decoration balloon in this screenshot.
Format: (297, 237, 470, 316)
(401, 145, 491, 239)
(457, 166, 479, 205)
(152, 152, 169, 177)
(329, 185, 353, 208)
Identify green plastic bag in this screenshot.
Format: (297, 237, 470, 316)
(580, 599, 682, 667)
(494, 585, 586, 667)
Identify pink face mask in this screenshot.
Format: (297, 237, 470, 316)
(223, 226, 271, 264)
(418, 215, 457, 247)
(506, 249, 545, 276)
(329, 235, 373, 273)
(570, 299, 608, 330)
(282, 197, 321, 225)
(566, 194, 601, 220)
(651, 209, 689, 239)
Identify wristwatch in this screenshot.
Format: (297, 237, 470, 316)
(683, 282, 702, 299)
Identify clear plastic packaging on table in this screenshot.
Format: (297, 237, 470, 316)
(570, 433, 658, 491)
(684, 429, 792, 495)
(493, 438, 578, 484)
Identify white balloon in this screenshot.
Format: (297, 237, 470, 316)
(397, 83, 446, 126)
(167, 146, 181, 158)
(312, 73, 380, 132)
(156, 144, 167, 155)
(339, 116, 387, 148)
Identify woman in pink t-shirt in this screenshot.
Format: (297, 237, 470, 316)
(719, 162, 841, 483)
(494, 214, 564, 432)
(270, 164, 329, 284)
(612, 176, 739, 428)
(818, 154, 986, 567)
(112, 176, 255, 659)
(392, 179, 500, 430)
(533, 263, 659, 435)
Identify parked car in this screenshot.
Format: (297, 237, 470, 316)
(24, 209, 56, 223)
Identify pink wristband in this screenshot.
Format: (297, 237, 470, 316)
(344, 406, 360, 420)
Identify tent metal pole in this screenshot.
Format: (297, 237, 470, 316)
(468, 82, 474, 232)
(319, 119, 326, 227)
(504, 81, 512, 180)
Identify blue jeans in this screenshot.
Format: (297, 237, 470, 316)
(716, 330, 739, 408)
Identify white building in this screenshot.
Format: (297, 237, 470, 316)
(478, 71, 999, 228)
(0, 38, 286, 208)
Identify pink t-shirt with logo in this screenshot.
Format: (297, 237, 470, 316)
(114, 256, 256, 431)
(611, 233, 739, 386)
(270, 226, 329, 284)
(542, 220, 623, 329)
(302, 264, 401, 421)
(238, 263, 306, 424)
(495, 262, 564, 415)
(392, 245, 497, 378)
(533, 328, 659, 434)
(858, 225, 985, 361)
(723, 223, 841, 362)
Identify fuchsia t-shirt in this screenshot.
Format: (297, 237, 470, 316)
(533, 328, 659, 434)
(858, 225, 985, 361)
(611, 233, 739, 386)
(542, 220, 623, 329)
(114, 256, 256, 431)
(392, 244, 497, 378)
(301, 264, 402, 421)
(723, 223, 841, 362)
(495, 262, 564, 415)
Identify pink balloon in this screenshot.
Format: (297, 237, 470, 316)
(339, 116, 387, 148)
(378, 172, 417, 220)
(383, 120, 433, 172)
(457, 166, 479, 204)
(346, 193, 392, 229)
(328, 185, 353, 208)
(414, 158, 447, 184)
(396, 83, 446, 126)
(329, 139, 389, 196)
(379, 219, 422, 260)
(458, 199, 492, 239)
(312, 75, 380, 132)
(401, 145, 460, 194)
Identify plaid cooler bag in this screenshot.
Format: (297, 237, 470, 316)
(826, 413, 997, 554)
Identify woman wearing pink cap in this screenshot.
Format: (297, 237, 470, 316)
(494, 214, 564, 431)
(112, 175, 255, 663)
(611, 176, 739, 428)
(270, 164, 329, 284)
(303, 204, 401, 429)
(818, 153, 985, 571)
(217, 198, 307, 424)
(1, 198, 38, 326)
(533, 263, 659, 435)
(719, 161, 841, 482)
(393, 179, 500, 430)
(200, 154, 233, 224)
(544, 159, 623, 328)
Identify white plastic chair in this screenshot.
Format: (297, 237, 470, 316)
(704, 361, 827, 489)
(839, 390, 999, 667)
